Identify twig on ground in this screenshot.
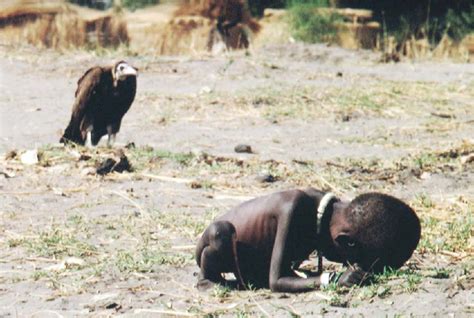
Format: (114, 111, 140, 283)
(140, 173, 192, 184)
(109, 190, 149, 218)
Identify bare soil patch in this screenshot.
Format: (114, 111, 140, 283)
(0, 42, 473, 316)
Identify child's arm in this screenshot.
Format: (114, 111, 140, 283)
(268, 191, 329, 292)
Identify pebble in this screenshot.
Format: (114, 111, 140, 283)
(256, 173, 277, 183)
(234, 144, 252, 153)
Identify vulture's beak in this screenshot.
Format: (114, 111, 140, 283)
(121, 64, 138, 78)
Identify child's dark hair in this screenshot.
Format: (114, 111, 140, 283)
(345, 193, 421, 272)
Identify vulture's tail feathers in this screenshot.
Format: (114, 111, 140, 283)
(60, 120, 84, 145)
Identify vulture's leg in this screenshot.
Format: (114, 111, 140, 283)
(85, 125, 93, 148)
(106, 125, 116, 148)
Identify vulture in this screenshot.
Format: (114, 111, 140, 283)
(60, 61, 138, 147)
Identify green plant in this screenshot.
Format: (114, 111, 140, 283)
(213, 284, 231, 299)
(26, 227, 96, 258)
(335, 0, 474, 46)
(287, 1, 343, 43)
(444, 5, 474, 41)
(404, 274, 422, 293)
(121, 0, 159, 10)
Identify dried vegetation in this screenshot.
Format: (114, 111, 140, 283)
(0, 0, 128, 49)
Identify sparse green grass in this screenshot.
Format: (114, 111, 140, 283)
(414, 197, 473, 254)
(287, 1, 342, 44)
(114, 248, 192, 273)
(128, 146, 194, 168)
(212, 284, 232, 299)
(31, 139, 473, 207)
(198, 80, 472, 123)
(321, 266, 426, 306)
(22, 225, 96, 258)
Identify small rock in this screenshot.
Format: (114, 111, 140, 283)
(341, 114, 351, 122)
(45, 257, 85, 271)
(234, 144, 252, 154)
(96, 158, 117, 175)
(420, 172, 431, 180)
(105, 302, 121, 310)
(0, 170, 15, 178)
(336, 72, 343, 77)
(125, 142, 136, 149)
(255, 173, 277, 183)
(461, 154, 474, 164)
(64, 257, 86, 268)
(96, 151, 133, 175)
(20, 149, 39, 165)
(68, 150, 81, 159)
(199, 86, 212, 94)
(52, 187, 67, 197)
(5, 150, 17, 160)
(190, 181, 202, 189)
(79, 154, 92, 161)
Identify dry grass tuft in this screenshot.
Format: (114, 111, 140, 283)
(0, 0, 129, 49)
(151, 15, 212, 55)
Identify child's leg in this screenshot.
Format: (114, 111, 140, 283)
(196, 221, 238, 290)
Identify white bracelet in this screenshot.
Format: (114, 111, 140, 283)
(320, 272, 333, 286)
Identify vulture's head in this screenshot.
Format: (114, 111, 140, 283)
(113, 61, 138, 85)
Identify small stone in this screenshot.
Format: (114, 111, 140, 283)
(420, 172, 431, 180)
(64, 257, 86, 268)
(199, 86, 212, 94)
(5, 150, 17, 160)
(79, 154, 92, 161)
(20, 149, 39, 165)
(234, 144, 252, 154)
(341, 115, 351, 122)
(255, 173, 277, 183)
(96, 158, 117, 175)
(125, 142, 136, 149)
(105, 302, 121, 310)
(96, 152, 132, 175)
(0, 171, 14, 178)
(461, 154, 474, 164)
(190, 181, 202, 189)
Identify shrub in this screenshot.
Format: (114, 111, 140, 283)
(334, 0, 474, 44)
(287, 0, 343, 43)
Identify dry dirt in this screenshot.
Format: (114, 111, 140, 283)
(0, 40, 473, 317)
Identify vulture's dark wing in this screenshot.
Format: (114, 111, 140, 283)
(60, 67, 107, 144)
(75, 67, 99, 97)
(71, 67, 105, 122)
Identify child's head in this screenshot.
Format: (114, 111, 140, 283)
(330, 193, 421, 273)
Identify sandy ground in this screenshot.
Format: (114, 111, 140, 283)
(0, 41, 473, 317)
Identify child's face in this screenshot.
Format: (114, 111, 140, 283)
(324, 209, 358, 263)
(327, 208, 387, 272)
(326, 207, 378, 270)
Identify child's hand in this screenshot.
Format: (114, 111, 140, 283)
(337, 265, 371, 287)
